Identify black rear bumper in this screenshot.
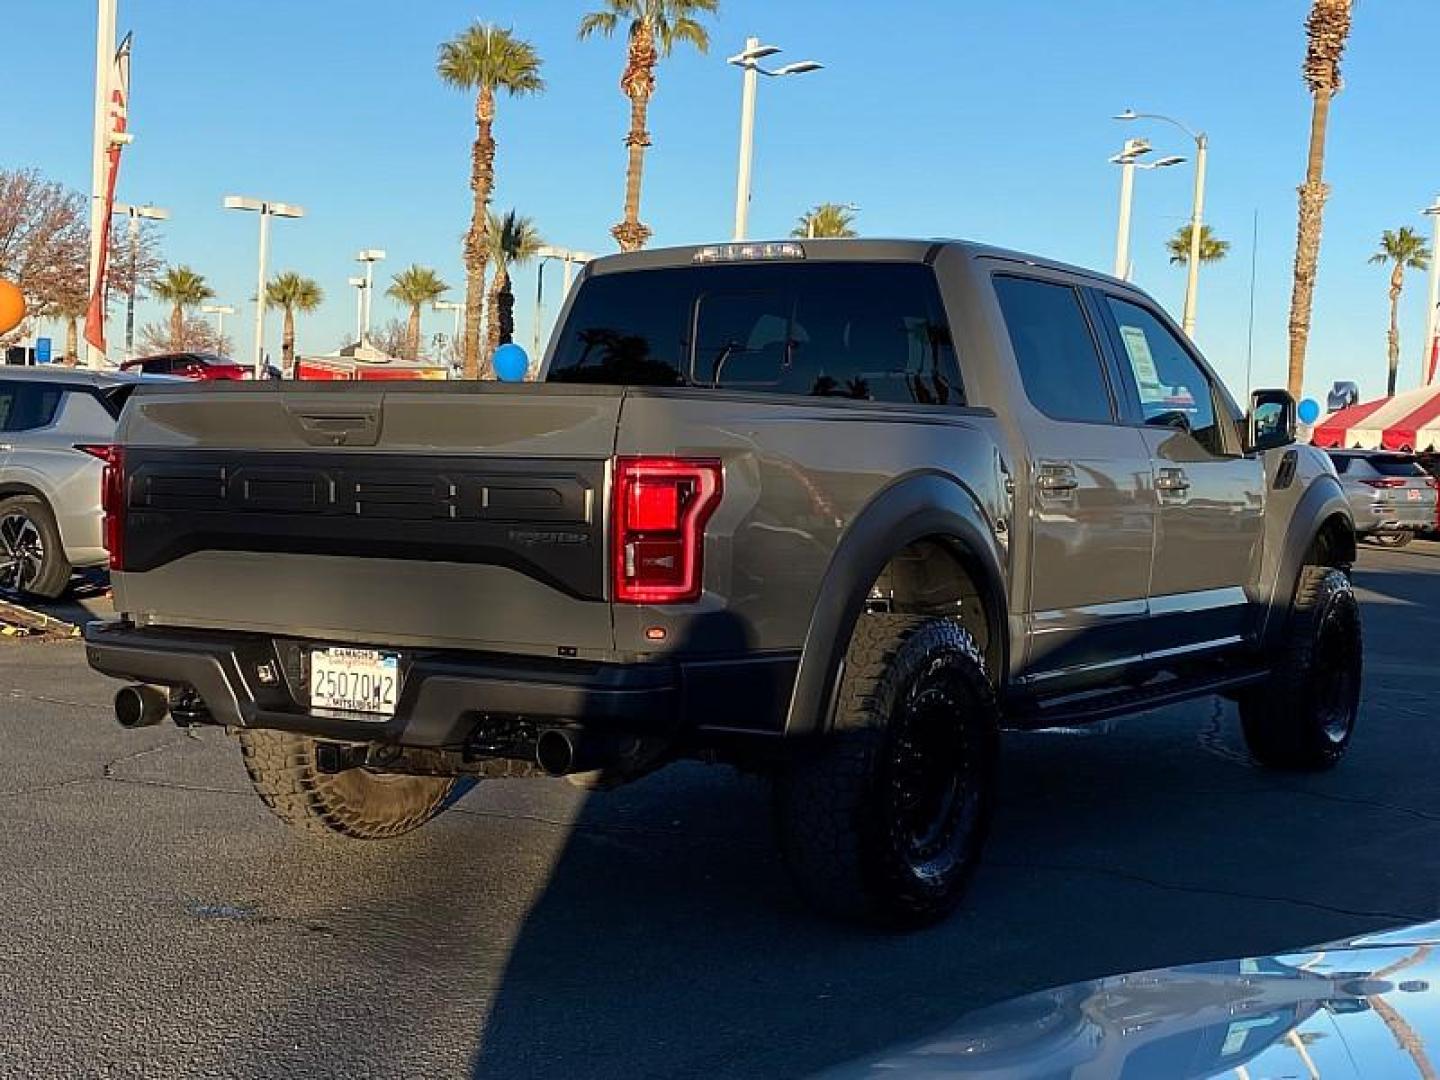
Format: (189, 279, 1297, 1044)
(83, 621, 795, 748)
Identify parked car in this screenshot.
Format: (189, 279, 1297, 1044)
(118, 352, 248, 380)
(86, 239, 1360, 927)
(1420, 454, 1440, 538)
(1326, 449, 1438, 547)
(0, 368, 159, 598)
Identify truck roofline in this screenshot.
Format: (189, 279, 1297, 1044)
(583, 237, 1133, 292)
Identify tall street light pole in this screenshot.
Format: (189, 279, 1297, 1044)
(1111, 138, 1185, 281)
(355, 249, 386, 344)
(1117, 109, 1208, 337)
(1423, 197, 1440, 385)
(200, 303, 235, 351)
(348, 277, 368, 345)
(110, 202, 168, 361)
(223, 195, 304, 377)
(727, 38, 823, 242)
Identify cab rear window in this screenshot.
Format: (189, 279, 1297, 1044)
(547, 262, 965, 406)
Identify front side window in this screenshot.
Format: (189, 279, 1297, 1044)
(548, 262, 964, 406)
(993, 276, 1114, 424)
(1105, 297, 1224, 456)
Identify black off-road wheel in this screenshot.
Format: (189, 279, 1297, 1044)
(238, 730, 457, 839)
(1371, 531, 1414, 548)
(773, 616, 999, 928)
(1240, 567, 1362, 771)
(0, 494, 71, 599)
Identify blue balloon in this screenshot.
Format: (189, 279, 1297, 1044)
(1297, 398, 1321, 425)
(493, 343, 530, 382)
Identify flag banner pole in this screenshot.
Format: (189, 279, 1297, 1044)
(84, 32, 131, 356)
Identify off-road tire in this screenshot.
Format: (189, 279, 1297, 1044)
(773, 615, 999, 928)
(238, 730, 456, 839)
(1240, 567, 1361, 771)
(0, 494, 71, 599)
(1371, 531, 1414, 548)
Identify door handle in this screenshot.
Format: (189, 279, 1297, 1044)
(0, 444, 12, 452)
(1035, 462, 1079, 496)
(1155, 467, 1191, 493)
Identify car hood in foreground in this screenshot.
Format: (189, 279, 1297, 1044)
(818, 921, 1440, 1079)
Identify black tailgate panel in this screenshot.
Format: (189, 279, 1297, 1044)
(122, 450, 606, 600)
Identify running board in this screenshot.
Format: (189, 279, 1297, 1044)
(1004, 667, 1268, 731)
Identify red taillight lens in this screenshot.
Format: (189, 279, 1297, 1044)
(1359, 477, 1406, 489)
(612, 457, 722, 604)
(82, 444, 126, 570)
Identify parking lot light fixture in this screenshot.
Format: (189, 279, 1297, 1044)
(1110, 138, 1184, 280)
(111, 203, 170, 361)
(1117, 109, 1208, 336)
(727, 36, 824, 242)
(355, 250, 386, 343)
(223, 196, 305, 376)
(199, 303, 235, 352)
(1423, 198, 1440, 384)
(532, 247, 596, 356)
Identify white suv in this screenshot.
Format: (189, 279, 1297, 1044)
(0, 368, 155, 598)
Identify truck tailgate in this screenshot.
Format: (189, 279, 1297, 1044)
(111, 383, 620, 657)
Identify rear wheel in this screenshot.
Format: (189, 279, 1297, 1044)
(1240, 567, 1361, 771)
(773, 616, 998, 928)
(0, 495, 70, 599)
(238, 730, 456, 839)
(1372, 531, 1414, 548)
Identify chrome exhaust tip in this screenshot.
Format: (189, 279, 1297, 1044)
(115, 684, 169, 729)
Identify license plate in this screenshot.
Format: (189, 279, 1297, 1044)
(1408, 489, 1422, 501)
(309, 647, 400, 717)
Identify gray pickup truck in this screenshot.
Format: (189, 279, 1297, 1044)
(85, 239, 1361, 927)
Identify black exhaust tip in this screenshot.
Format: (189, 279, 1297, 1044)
(115, 684, 168, 729)
(536, 728, 577, 776)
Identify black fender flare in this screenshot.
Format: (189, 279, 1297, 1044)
(783, 471, 1009, 738)
(1260, 474, 1354, 649)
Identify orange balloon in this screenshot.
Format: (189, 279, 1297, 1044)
(0, 280, 25, 335)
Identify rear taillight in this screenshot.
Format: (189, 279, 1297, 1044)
(82, 444, 126, 571)
(612, 457, 722, 604)
(1360, 478, 1406, 489)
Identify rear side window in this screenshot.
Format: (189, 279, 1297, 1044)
(992, 276, 1114, 423)
(1330, 455, 1352, 474)
(0, 383, 64, 432)
(548, 262, 964, 406)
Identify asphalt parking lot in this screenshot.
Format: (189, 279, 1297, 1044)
(3, 542, 1440, 1079)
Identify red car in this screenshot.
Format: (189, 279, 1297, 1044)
(119, 352, 249, 380)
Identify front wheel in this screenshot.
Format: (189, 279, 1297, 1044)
(773, 616, 999, 928)
(238, 730, 457, 839)
(1240, 567, 1362, 771)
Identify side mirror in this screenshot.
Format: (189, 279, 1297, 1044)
(1247, 388, 1296, 453)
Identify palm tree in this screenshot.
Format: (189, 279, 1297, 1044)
(1166, 223, 1230, 265)
(1369, 227, 1430, 397)
(484, 210, 544, 357)
(386, 265, 450, 360)
(1286, 0, 1355, 399)
(579, 0, 718, 253)
(437, 22, 545, 379)
(150, 265, 214, 346)
(264, 272, 323, 373)
(791, 203, 859, 239)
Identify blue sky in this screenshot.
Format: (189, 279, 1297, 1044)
(4, 0, 1438, 403)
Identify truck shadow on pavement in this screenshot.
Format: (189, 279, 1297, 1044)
(465, 688, 1436, 1078)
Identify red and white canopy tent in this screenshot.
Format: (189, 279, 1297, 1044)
(1312, 384, 1440, 453)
